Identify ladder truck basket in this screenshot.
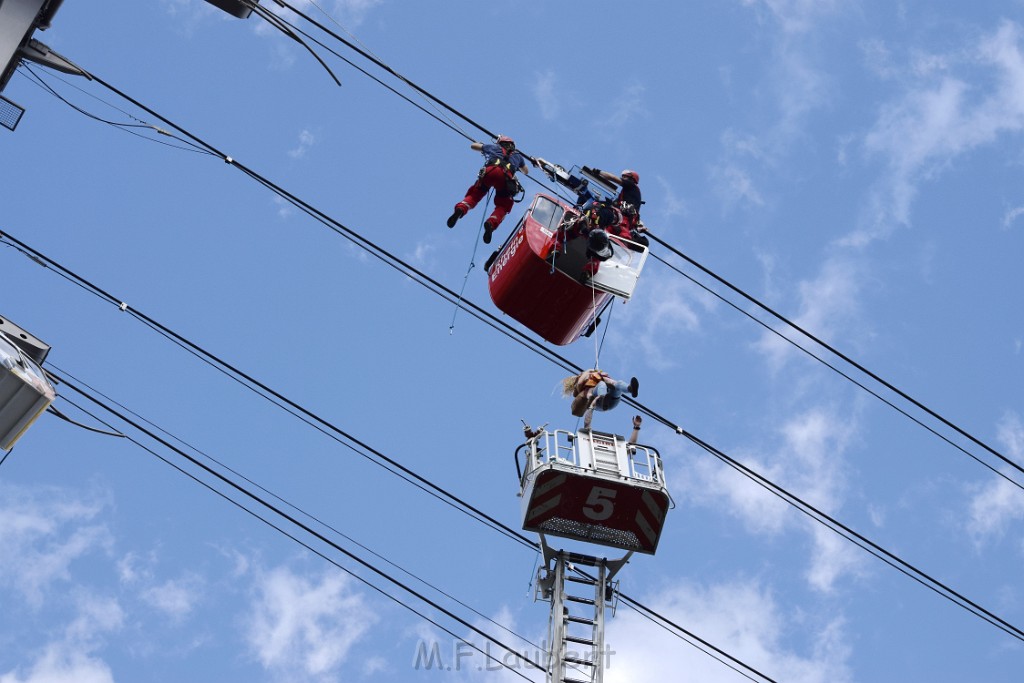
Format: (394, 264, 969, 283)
(519, 428, 670, 555)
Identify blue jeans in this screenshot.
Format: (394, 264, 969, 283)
(593, 379, 627, 412)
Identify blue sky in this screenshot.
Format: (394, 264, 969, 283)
(2, 1, 1023, 681)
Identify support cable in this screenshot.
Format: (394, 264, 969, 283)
(647, 232, 1024, 488)
(51, 370, 563, 672)
(224, 1, 1020, 492)
(7, 228, 1023, 667)
(52, 371, 546, 677)
(9, 65, 1022, 664)
(5, 122, 1023, 643)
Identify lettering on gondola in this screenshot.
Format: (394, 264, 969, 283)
(490, 229, 525, 282)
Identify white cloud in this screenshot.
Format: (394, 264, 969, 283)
(741, 0, 846, 36)
(683, 406, 861, 589)
(1003, 205, 1024, 229)
(611, 271, 708, 371)
(965, 413, 1024, 543)
(408, 240, 437, 269)
(288, 129, 316, 159)
(605, 579, 851, 682)
(0, 484, 113, 607)
(0, 593, 123, 683)
(598, 82, 648, 129)
(652, 176, 688, 222)
(141, 573, 204, 620)
(850, 21, 1024, 245)
(246, 565, 377, 678)
(711, 163, 766, 209)
(754, 256, 864, 370)
(533, 70, 560, 121)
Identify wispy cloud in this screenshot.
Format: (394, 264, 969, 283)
(141, 574, 204, 621)
(684, 405, 861, 589)
(741, 0, 846, 36)
(715, 0, 842, 214)
(605, 579, 852, 682)
(611, 270, 709, 370)
(0, 484, 113, 607)
(598, 82, 648, 129)
(1002, 205, 1024, 229)
(288, 129, 316, 159)
(965, 413, 1024, 543)
(533, 70, 560, 121)
(849, 21, 1024, 246)
(0, 593, 123, 683)
(246, 565, 377, 678)
(754, 256, 865, 370)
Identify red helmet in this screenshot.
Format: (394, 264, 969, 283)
(496, 135, 516, 147)
(621, 169, 639, 184)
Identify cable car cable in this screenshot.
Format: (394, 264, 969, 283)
(52, 368, 771, 683)
(51, 370, 547, 678)
(237, 2, 1019, 492)
(7, 78, 1024, 640)
(266, 0, 495, 140)
(50, 374, 567, 674)
(3, 232, 782, 683)
(0, 228, 540, 552)
(19, 65, 219, 157)
(645, 232, 1024, 491)
(650, 410, 1024, 643)
(10, 227, 1024, 666)
(251, 1, 474, 141)
(15, 68, 1024, 653)
(243, 0, 577, 206)
(646, 249, 1024, 492)
(248, 2, 342, 86)
(13, 62, 1024, 641)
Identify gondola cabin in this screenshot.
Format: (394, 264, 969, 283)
(487, 194, 648, 346)
(0, 319, 55, 452)
(517, 427, 671, 554)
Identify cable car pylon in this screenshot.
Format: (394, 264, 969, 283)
(517, 423, 671, 682)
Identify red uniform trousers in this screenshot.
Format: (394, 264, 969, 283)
(455, 165, 516, 227)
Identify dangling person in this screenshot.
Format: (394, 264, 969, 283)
(447, 136, 532, 244)
(563, 370, 639, 431)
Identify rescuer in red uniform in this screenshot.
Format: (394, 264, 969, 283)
(588, 167, 647, 248)
(447, 135, 532, 244)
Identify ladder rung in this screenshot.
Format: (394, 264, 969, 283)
(567, 595, 595, 605)
(566, 575, 597, 585)
(563, 654, 595, 666)
(565, 635, 594, 646)
(567, 615, 595, 625)
(563, 678, 591, 683)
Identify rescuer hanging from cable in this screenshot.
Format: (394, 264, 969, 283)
(447, 135, 534, 244)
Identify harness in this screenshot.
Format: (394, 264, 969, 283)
(479, 146, 524, 199)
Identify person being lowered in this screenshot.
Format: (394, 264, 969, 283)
(563, 369, 639, 431)
(447, 135, 533, 244)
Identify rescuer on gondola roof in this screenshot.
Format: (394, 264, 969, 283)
(447, 135, 533, 244)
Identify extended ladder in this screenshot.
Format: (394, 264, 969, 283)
(535, 537, 631, 683)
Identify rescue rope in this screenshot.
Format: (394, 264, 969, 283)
(596, 298, 614, 362)
(448, 190, 492, 334)
(589, 279, 601, 369)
